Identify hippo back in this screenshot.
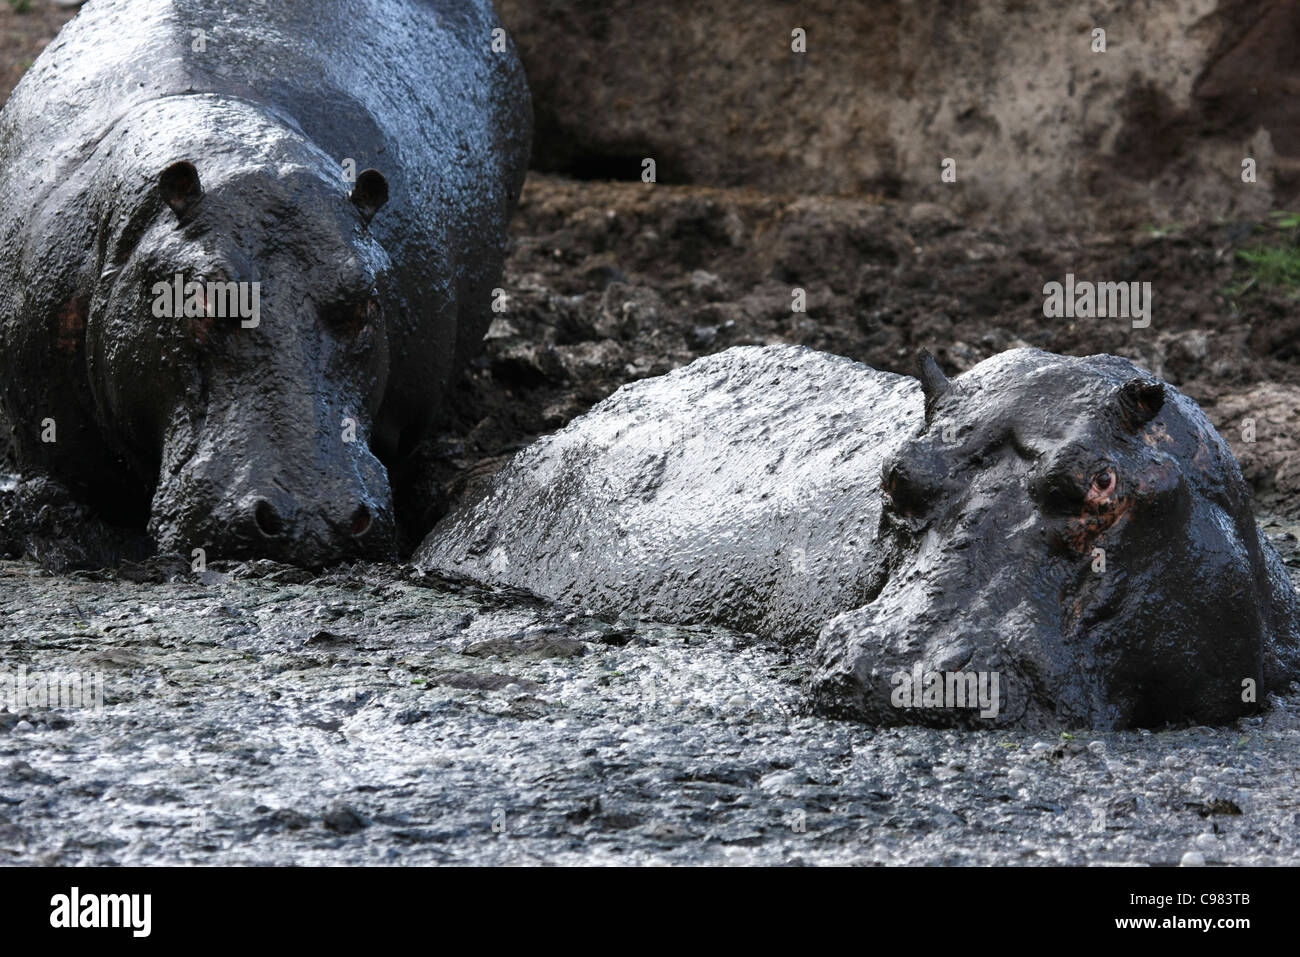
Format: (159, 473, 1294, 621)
(417, 344, 920, 641)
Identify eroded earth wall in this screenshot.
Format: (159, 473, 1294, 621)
(499, 0, 1299, 228)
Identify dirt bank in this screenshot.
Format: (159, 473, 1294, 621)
(498, 0, 1300, 229)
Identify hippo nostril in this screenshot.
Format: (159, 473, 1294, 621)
(350, 505, 372, 537)
(253, 499, 285, 538)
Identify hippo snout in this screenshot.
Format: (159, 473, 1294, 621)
(221, 487, 391, 556)
(148, 415, 397, 567)
(807, 547, 1058, 729)
(154, 475, 396, 567)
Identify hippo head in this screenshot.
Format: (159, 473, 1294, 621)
(86, 102, 397, 565)
(810, 348, 1300, 729)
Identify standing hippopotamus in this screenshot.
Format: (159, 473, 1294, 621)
(0, 0, 530, 565)
(417, 345, 1300, 729)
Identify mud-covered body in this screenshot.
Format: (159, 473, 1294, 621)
(418, 344, 1300, 729)
(421, 346, 917, 641)
(0, 0, 531, 564)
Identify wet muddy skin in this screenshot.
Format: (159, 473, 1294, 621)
(0, 0, 531, 566)
(420, 345, 1300, 731)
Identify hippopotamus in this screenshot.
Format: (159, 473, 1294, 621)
(0, 0, 531, 566)
(416, 345, 1300, 729)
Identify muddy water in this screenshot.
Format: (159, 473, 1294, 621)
(2, 521, 1298, 865)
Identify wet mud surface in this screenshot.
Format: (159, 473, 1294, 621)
(3, 551, 1300, 866)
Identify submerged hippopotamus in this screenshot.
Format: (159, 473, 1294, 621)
(0, 0, 530, 565)
(417, 345, 1300, 729)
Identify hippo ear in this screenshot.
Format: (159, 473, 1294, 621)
(1114, 377, 1165, 432)
(159, 161, 202, 220)
(916, 349, 951, 424)
(350, 169, 389, 224)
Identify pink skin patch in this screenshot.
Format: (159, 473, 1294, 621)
(1066, 467, 1128, 554)
(1084, 467, 1117, 508)
(56, 298, 86, 354)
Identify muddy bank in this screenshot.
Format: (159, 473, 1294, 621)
(498, 0, 1300, 229)
(12, 1, 1300, 230)
(0, 3, 72, 106)
(411, 174, 1300, 537)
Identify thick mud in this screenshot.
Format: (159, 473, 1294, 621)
(3, 551, 1300, 865)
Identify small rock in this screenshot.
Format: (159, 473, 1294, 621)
(312, 604, 346, 622)
(463, 636, 586, 660)
(267, 808, 312, 831)
(688, 325, 719, 348)
(1194, 833, 1218, 851)
(1203, 798, 1243, 816)
(689, 269, 726, 299)
(304, 630, 351, 647)
(759, 770, 806, 791)
(5, 760, 58, 785)
(322, 804, 368, 834)
(1179, 850, 1206, 867)
(645, 821, 690, 842)
(13, 721, 33, 734)
(484, 317, 520, 340)
(429, 670, 539, 692)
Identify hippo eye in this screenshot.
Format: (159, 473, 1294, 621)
(1086, 467, 1118, 506)
(358, 297, 379, 326)
(333, 296, 380, 337)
